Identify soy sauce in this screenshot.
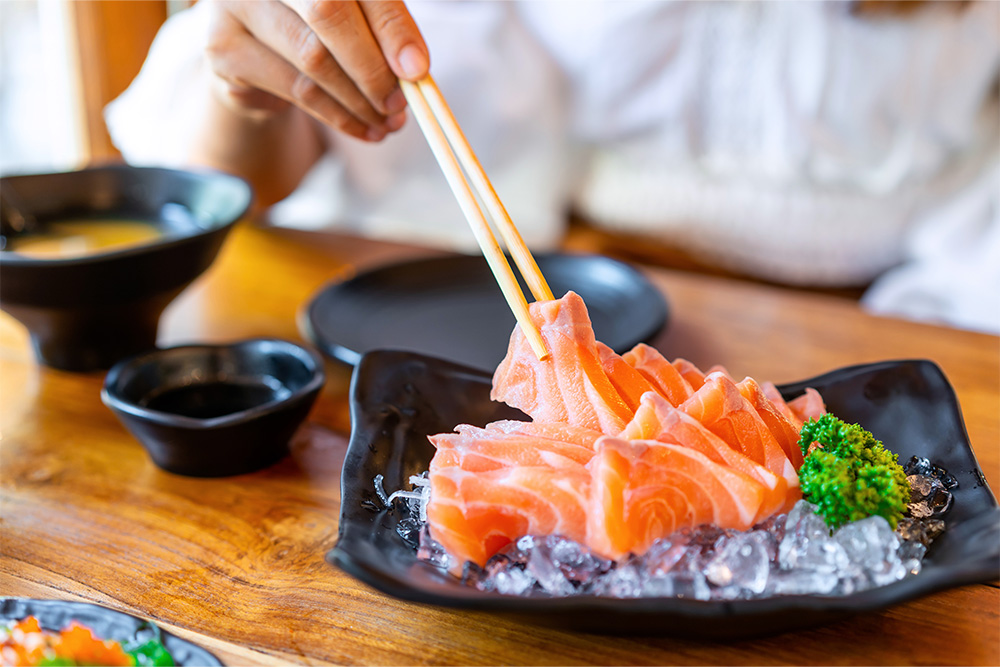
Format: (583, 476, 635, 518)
(143, 381, 288, 419)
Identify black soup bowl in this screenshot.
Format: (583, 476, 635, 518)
(101, 338, 325, 477)
(0, 165, 252, 371)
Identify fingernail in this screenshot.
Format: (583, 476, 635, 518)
(366, 126, 385, 142)
(385, 111, 406, 132)
(397, 44, 428, 80)
(384, 87, 406, 114)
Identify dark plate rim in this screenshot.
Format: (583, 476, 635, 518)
(330, 351, 1000, 624)
(0, 597, 223, 666)
(299, 252, 669, 368)
(0, 165, 252, 267)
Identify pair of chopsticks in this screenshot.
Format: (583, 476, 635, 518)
(399, 75, 553, 361)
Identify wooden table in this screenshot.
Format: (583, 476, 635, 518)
(2, 223, 998, 665)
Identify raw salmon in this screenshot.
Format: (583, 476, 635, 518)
(622, 343, 695, 406)
(481, 419, 604, 450)
(672, 358, 707, 389)
(596, 342, 658, 412)
(425, 291, 826, 570)
(762, 381, 804, 430)
(587, 436, 765, 560)
(620, 391, 787, 521)
(680, 372, 801, 509)
(491, 291, 635, 434)
(428, 458, 590, 568)
(736, 377, 805, 469)
(788, 387, 827, 424)
(433, 426, 595, 471)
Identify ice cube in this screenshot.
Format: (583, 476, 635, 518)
(753, 512, 788, 544)
(923, 518, 947, 543)
(642, 540, 692, 577)
(589, 560, 643, 598)
(493, 565, 536, 596)
(765, 569, 838, 596)
(897, 539, 927, 577)
(704, 532, 771, 594)
(903, 456, 934, 476)
(680, 524, 734, 550)
(395, 516, 422, 547)
(462, 561, 486, 588)
(786, 500, 822, 532)
(546, 535, 609, 586)
(516, 535, 536, 552)
(907, 474, 953, 519)
(833, 565, 871, 596)
(833, 515, 910, 586)
(527, 540, 576, 597)
(644, 568, 711, 600)
(896, 517, 946, 546)
(834, 516, 900, 571)
(779, 502, 847, 573)
(417, 526, 452, 570)
(779, 531, 848, 573)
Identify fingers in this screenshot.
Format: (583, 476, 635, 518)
(205, 6, 377, 141)
(205, 0, 429, 139)
(232, 0, 392, 130)
(286, 0, 410, 116)
(359, 1, 430, 81)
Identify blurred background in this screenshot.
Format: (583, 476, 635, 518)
(1, 0, 997, 333)
(0, 0, 182, 174)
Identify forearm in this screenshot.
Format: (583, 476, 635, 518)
(188, 83, 326, 211)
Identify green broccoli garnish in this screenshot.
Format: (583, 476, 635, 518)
(797, 413, 910, 531)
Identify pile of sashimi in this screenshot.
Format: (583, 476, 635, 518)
(425, 291, 826, 569)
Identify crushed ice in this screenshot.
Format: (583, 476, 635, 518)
(378, 456, 955, 598)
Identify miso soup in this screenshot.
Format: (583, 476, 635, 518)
(5, 218, 164, 258)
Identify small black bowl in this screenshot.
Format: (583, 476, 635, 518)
(101, 338, 325, 477)
(0, 165, 252, 371)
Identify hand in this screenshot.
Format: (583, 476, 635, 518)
(203, 0, 430, 141)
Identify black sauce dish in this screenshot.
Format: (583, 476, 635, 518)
(0, 165, 252, 372)
(101, 338, 325, 477)
(330, 351, 1000, 638)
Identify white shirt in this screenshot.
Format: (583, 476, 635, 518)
(106, 0, 1000, 333)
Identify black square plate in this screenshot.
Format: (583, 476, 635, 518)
(329, 351, 999, 638)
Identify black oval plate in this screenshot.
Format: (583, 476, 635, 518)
(301, 253, 668, 371)
(330, 351, 1000, 638)
(0, 598, 222, 666)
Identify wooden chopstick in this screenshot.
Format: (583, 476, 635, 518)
(416, 75, 554, 303)
(399, 78, 550, 361)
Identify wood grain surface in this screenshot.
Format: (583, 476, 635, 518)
(2, 223, 997, 666)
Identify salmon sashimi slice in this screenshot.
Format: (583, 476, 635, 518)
(706, 364, 732, 379)
(761, 381, 804, 431)
(621, 343, 695, 406)
(672, 358, 707, 390)
(788, 387, 827, 424)
(620, 391, 787, 521)
(491, 291, 634, 434)
(736, 378, 805, 470)
(433, 427, 595, 472)
(596, 342, 658, 412)
(587, 436, 765, 560)
(481, 420, 603, 450)
(427, 463, 590, 568)
(680, 372, 801, 509)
